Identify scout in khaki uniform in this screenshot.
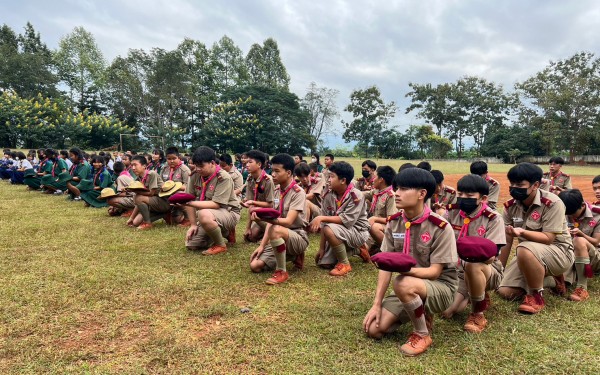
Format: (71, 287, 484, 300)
(592, 176, 600, 205)
(363, 168, 458, 357)
(441, 175, 505, 333)
(361, 166, 397, 254)
(249, 153, 309, 285)
(242, 150, 275, 242)
(219, 153, 244, 195)
(311, 161, 371, 276)
(295, 162, 326, 222)
(540, 156, 572, 193)
(356, 159, 377, 192)
(321, 153, 334, 191)
(161, 147, 192, 225)
(429, 170, 457, 216)
(470, 161, 500, 210)
(65, 147, 91, 201)
(182, 146, 241, 255)
(106, 161, 135, 216)
(558, 189, 600, 302)
(125, 155, 170, 230)
(497, 163, 574, 314)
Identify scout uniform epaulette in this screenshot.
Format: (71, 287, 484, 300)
(591, 206, 600, 214)
(444, 186, 456, 194)
(427, 215, 448, 228)
(387, 212, 402, 222)
(217, 172, 224, 181)
(293, 184, 302, 193)
(447, 203, 460, 210)
(482, 207, 496, 219)
(386, 189, 394, 197)
(350, 191, 359, 204)
(593, 200, 600, 206)
(540, 196, 553, 207)
(488, 177, 498, 186)
(504, 198, 516, 208)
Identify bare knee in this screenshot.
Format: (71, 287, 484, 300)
(250, 259, 265, 273)
(198, 210, 215, 226)
(496, 286, 524, 301)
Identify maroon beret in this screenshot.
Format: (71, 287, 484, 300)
(168, 193, 196, 204)
(371, 252, 417, 273)
(254, 208, 281, 220)
(456, 236, 498, 263)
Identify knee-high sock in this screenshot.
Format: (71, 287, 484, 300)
(403, 296, 428, 336)
(271, 238, 286, 271)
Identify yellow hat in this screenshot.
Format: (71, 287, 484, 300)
(98, 188, 117, 199)
(158, 180, 183, 197)
(126, 181, 148, 191)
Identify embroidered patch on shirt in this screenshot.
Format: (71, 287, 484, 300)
(477, 225, 486, 236)
(392, 232, 405, 239)
(209, 185, 215, 191)
(530, 211, 541, 221)
(589, 220, 597, 227)
(421, 231, 431, 243)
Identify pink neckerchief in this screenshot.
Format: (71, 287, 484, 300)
(335, 183, 354, 214)
(457, 203, 488, 239)
(278, 180, 297, 214)
(140, 170, 150, 185)
(253, 170, 267, 201)
(402, 205, 432, 254)
(370, 186, 392, 214)
(69, 161, 79, 175)
(168, 162, 183, 180)
(50, 159, 59, 177)
(119, 170, 132, 178)
(199, 165, 221, 201)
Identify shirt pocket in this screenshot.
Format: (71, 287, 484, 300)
(393, 239, 404, 252)
(525, 219, 542, 231)
(416, 243, 431, 258)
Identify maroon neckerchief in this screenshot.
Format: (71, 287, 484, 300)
(402, 205, 432, 254)
(335, 183, 354, 214)
(370, 186, 392, 214)
(278, 180, 297, 215)
(549, 171, 563, 186)
(458, 203, 489, 239)
(197, 165, 221, 201)
(69, 160, 79, 176)
(139, 170, 150, 186)
(253, 170, 267, 201)
(168, 162, 183, 180)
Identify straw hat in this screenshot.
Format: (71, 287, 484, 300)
(126, 181, 149, 192)
(98, 188, 117, 199)
(158, 180, 183, 197)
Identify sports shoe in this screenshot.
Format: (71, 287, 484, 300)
(227, 228, 236, 244)
(518, 294, 545, 314)
(292, 252, 305, 271)
(53, 190, 63, 195)
(202, 245, 227, 256)
(358, 244, 372, 263)
(265, 270, 289, 285)
(73, 196, 82, 201)
(137, 222, 153, 230)
(568, 287, 590, 302)
(178, 219, 192, 227)
(550, 275, 566, 296)
(400, 332, 433, 357)
(121, 210, 133, 217)
(464, 313, 488, 333)
(329, 263, 352, 276)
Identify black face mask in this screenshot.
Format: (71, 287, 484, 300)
(509, 186, 531, 201)
(457, 197, 479, 214)
(362, 170, 371, 178)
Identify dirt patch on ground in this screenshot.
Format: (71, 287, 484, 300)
(444, 173, 597, 207)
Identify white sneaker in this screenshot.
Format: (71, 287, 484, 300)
(73, 196, 82, 201)
(54, 190, 63, 195)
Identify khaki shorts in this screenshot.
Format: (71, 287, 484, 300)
(317, 223, 370, 266)
(382, 278, 457, 324)
(109, 196, 135, 210)
(185, 208, 240, 250)
(146, 196, 171, 213)
(258, 229, 309, 270)
(499, 241, 574, 290)
(456, 260, 504, 297)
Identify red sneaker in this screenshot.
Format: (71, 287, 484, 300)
(292, 252, 305, 271)
(178, 219, 192, 227)
(137, 222, 153, 230)
(550, 275, 566, 296)
(227, 228, 236, 244)
(400, 332, 433, 356)
(202, 245, 227, 256)
(568, 287, 590, 302)
(329, 263, 352, 276)
(464, 313, 488, 333)
(265, 270, 289, 285)
(518, 294, 545, 314)
(358, 244, 372, 263)
(121, 211, 133, 218)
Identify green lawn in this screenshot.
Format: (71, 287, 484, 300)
(1, 179, 600, 374)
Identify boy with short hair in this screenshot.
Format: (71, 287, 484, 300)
(416, 161, 431, 172)
(497, 163, 574, 314)
(311, 161, 371, 276)
(558, 189, 600, 302)
(592, 175, 600, 205)
(429, 170, 457, 216)
(161, 147, 192, 225)
(357, 160, 377, 191)
(122, 154, 137, 181)
(183, 146, 241, 255)
(219, 153, 244, 195)
(249, 153, 309, 285)
(362, 166, 397, 254)
(540, 156, 572, 193)
(363, 168, 458, 356)
(243, 150, 275, 242)
(322, 153, 334, 190)
(295, 162, 326, 222)
(470, 161, 500, 210)
(442, 174, 505, 333)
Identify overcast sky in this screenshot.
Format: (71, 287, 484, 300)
(3, 0, 600, 147)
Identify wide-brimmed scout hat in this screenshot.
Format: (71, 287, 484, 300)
(76, 179, 94, 191)
(126, 181, 149, 192)
(158, 180, 183, 197)
(23, 169, 37, 178)
(57, 171, 72, 183)
(371, 252, 417, 273)
(98, 188, 117, 200)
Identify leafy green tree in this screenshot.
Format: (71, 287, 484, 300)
(301, 82, 339, 153)
(480, 125, 545, 163)
(210, 35, 249, 91)
(342, 86, 397, 157)
(246, 38, 290, 90)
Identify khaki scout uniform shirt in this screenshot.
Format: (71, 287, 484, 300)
(447, 204, 506, 246)
(160, 163, 191, 185)
(569, 204, 600, 238)
(363, 187, 397, 218)
(428, 186, 457, 210)
(142, 170, 164, 191)
(356, 175, 376, 192)
(486, 177, 500, 210)
(186, 168, 241, 214)
(116, 173, 134, 192)
(303, 175, 326, 208)
(503, 189, 573, 253)
(274, 182, 308, 233)
(229, 167, 244, 191)
(321, 186, 370, 232)
(245, 172, 275, 206)
(382, 210, 458, 285)
(540, 171, 572, 192)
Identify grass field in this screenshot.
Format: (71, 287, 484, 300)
(1, 161, 600, 374)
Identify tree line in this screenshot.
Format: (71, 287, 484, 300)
(1, 22, 599, 161)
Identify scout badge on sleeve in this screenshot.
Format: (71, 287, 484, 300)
(456, 236, 498, 263)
